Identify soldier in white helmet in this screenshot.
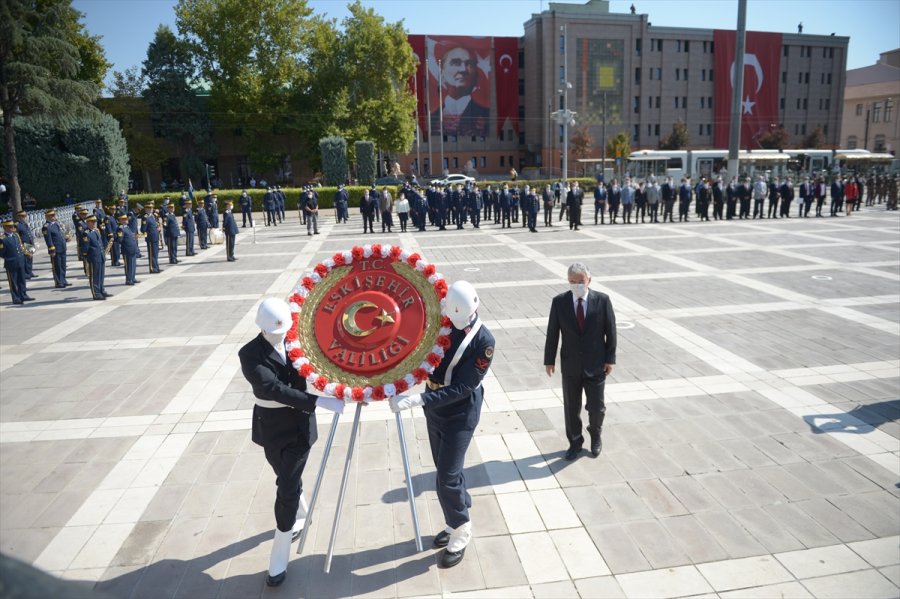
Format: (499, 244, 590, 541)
(238, 298, 344, 587)
(390, 281, 495, 568)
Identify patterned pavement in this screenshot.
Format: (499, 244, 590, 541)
(1, 204, 898, 599)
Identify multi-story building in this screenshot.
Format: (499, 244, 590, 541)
(840, 49, 900, 154)
(402, 0, 849, 179)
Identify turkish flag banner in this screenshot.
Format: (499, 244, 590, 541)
(713, 30, 783, 149)
(408, 35, 428, 139)
(493, 37, 519, 138)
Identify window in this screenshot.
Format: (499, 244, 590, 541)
(847, 136, 857, 149)
(797, 98, 801, 110)
(701, 69, 706, 82)
(648, 95, 653, 108)
(710, 41, 714, 53)
(500, 156, 505, 167)
(709, 69, 713, 82)
(699, 124, 703, 136)
(675, 68, 680, 81)
(636, 38, 642, 54)
(818, 98, 823, 110)
(684, 68, 689, 80)
(635, 67, 641, 83)
(821, 73, 825, 85)
(559, 66, 565, 84)
(706, 124, 712, 135)
(856, 103, 863, 116)
(655, 67, 662, 80)
(674, 96, 680, 108)
(701, 97, 705, 108)
(499, 130, 504, 141)
(798, 72, 803, 84)
(443, 157, 449, 171)
(648, 124, 653, 136)
(874, 135, 886, 152)
(800, 46, 805, 58)
(794, 124, 799, 135)
(634, 96, 640, 113)
(873, 102, 882, 122)
(783, 45, 789, 57)
(519, 132, 525, 144)
(684, 40, 690, 52)
(825, 98, 830, 110)
(480, 156, 486, 168)
(803, 98, 808, 109)
(656, 39, 664, 51)
(823, 124, 828, 135)
(632, 124, 640, 141)
(656, 96, 661, 108)
(560, 35, 565, 53)
(703, 40, 709, 53)
(805, 72, 810, 84)
(708, 96, 712, 107)
(885, 99, 894, 122)
(655, 124, 660, 136)
(801, 124, 806, 135)
(508, 156, 513, 167)
(780, 97, 785, 109)
(829, 47, 834, 58)
(782, 71, 787, 84)
(683, 96, 687, 108)
(827, 73, 832, 84)
(452, 157, 458, 169)
(677, 40, 682, 52)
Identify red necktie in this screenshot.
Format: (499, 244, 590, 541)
(576, 298, 585, 332)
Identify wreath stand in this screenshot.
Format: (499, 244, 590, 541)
(295, 403, 423, 572)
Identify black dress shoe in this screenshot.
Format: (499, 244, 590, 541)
(591, 437, 602, 457)
(439, 547, 465, 569)
(12, 300, 23, 305)
(23, 296, 35, 301)
(265, 571, 285, 587)
(564, 446, 581, 461)
(65, 283, 73, 286)
(432, 530, 450, 548)
(104, 293, 113, 297)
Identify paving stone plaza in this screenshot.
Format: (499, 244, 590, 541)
(1, 205, 898, 599)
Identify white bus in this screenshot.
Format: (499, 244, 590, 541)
(627, 149, 791, 182)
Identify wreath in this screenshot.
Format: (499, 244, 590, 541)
(285, 244, 454, 401)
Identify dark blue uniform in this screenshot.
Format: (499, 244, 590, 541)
(207, 196, 219, 228)
(0, 228, 29, 303)
(335, 188, 349, 223)
(525, 190, 540, 232)
(499, 188, 512, 228)
(223, 206, 239, 261)
(141, 212, 161, 273)
(678, 182, 692, 221)
(467, 189, 482, 228)
(423, 319, 495, 530)
(264, 190, 278, 226)
(42, 218, 69, 288)
(164, 209, 180, 264)
(105, 214, 121, 266)
(239, 192, 253, 227)
(182, 208, 196, 255)
(15, 218, 35, 278)
(196, 203, 210, 249)
(81, 224, 107, 300)
(117, 217, 139, 285)
(411, 190, 428, 231)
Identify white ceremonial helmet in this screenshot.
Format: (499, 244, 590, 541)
(256, 297, 292, 335)
(445, 281, 479, 329)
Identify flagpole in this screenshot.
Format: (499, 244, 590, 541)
(414, 69, 422, 178)
(727, 0, 748, 182)
(426, 62, 433, 176)
(438, 59, 445, 176)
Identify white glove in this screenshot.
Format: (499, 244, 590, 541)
(389, 394, 424, 413)
(316, 395, 345, 415)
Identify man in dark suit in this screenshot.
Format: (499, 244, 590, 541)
(544, 262, 617, 460)
(239, 298, 342, 587)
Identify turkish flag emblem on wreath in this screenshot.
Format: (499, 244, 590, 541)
(713, 30, 783, 149)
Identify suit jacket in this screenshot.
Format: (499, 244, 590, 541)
(238, 333, 318, 449)
(544, 289, 617, 379)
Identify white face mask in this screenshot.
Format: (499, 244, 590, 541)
(262, 330, 286, 349)
(449, 312, 474, 330)
(570, 283, 587, 299)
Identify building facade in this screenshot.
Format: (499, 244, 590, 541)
(400, 0, 849, 179)
(840, 49, 900, 154)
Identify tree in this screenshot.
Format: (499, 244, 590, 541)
(570, 125, 594, 175)
(803, 127, 825, 149)
(142, 25, 214, 184)
(320, 137, 347, 186)
(101, 66, 167, 192)
(355, 141, 376, 185)
(607, 132, 631, 176)
(0, 0, 103, 212)
(175, 0, 316, 177)
(758, 126, 790, 150)
(659, 119, 689, 150)
(13, 113, 129, 205)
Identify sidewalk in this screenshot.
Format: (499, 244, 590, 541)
(0, 208, 898, 598)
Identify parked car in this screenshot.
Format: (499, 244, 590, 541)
(434, 173, 476, 186)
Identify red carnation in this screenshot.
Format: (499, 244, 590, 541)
(285, 326, 298, 343)
(299, 364, 314, 378)
(290, 293, 304, 306)
(434, 279, 448, 299)
(333, 252, 346, 266)
(427, 353, 442, 367)
(313, 377, 328, 391)
(441, 316, 452, 328)
(413, 368, 428, 382)
(371, 243, 382, 257)
(372, 386, 386, 401)
(406, 253, 421, 267)
(334, 384, 346, 398)
(351, 246, 364, 261)
(351, 387, 364, 401)
(423, 264, 436, 277)
(302, 277, 315, 290)
(437, 335, 451, 350)
(389, 246, 402, 261)
(288, 348, 303, 361)
(314, 263, 328, 277)
(394, 379, 409, 393)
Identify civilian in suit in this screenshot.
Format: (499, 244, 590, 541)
(567, 182, 583, 230)
(544, 262, 617, 460)
(239, 298, 342, 587)
(223, 200, 239, 261)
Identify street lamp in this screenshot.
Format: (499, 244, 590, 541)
(551, 81, 576, 183)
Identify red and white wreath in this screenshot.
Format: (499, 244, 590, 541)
(284, 244, 453, 401)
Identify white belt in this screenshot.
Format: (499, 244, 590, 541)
(255, 398, 290, 409)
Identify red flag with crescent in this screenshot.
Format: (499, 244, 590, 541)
(713, 30, 783, 149)
(494, 37, 519, 138)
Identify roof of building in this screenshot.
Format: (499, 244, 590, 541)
(846, 62, 900, 87)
